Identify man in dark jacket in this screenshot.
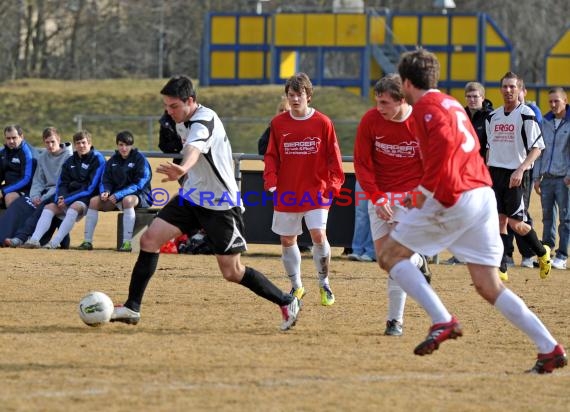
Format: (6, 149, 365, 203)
(0, 125, 37, 208)
(464, 82, 493, 159)
(79, 130, 152, 252)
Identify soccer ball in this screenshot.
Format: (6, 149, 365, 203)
(78, 291, 114, 326)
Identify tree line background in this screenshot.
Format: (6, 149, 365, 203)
(0, 0, 566, 85)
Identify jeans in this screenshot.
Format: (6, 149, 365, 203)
(351, 181, 375, 259)
(540, 177, 570, 259)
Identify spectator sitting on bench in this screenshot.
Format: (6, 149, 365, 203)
(22, 130, 106, 249)
(3, 127, 72, 248)
(79, 130, 152, 252)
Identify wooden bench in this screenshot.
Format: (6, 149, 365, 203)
(116, 208, 160, 249)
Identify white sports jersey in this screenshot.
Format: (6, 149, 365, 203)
(175, 105, 243, 211)
(486, 104, 544, 170)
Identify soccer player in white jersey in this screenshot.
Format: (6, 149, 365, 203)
(377, 49, 566, 374)
(486, 72, 552, 281)
(110, 75, 301, 331)
(353, 73, 431, 336)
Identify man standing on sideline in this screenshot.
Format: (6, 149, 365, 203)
(486, 72, 551, 281)
(354, 73, 431, 336)
(378, 48, 566, 374)
(264, 72, 345, 306)
(110, 75, 301, 331)
(534, 87, 570, 270)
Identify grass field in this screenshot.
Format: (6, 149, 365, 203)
(1, 161, 569, 411)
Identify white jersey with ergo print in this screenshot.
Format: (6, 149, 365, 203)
(486, 103, 544, 170)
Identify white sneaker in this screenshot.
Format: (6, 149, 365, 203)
(22, 239, 41, 249)
(110, 305, 141, 325)
(552, 257, 567, 270)
(42, 241, 58, 249)
(521, 257, 536, 268)
(357, 254, 374, 262)
(280, 297, 301, 331)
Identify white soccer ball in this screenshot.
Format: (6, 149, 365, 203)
(78, 291, 114, 326)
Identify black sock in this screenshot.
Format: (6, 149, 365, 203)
(125, 251, 160, 312)
(240, 266, 293, 306)
(522, 229, 547, 257)
(499, 234, 510, 272)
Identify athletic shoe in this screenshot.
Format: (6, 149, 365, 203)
(320, 285, 335, 306)
(110, 305, 141, 325)
(77, 241, 93, 251)
(357, 254, 375, 262)
(42, 241, 58, 249)
(526, 344, 567, 374)
(498, 269, 508, 281)
(538, 245, 552, 279)
(22, 239, 41, 249)
(505, 255, 515, 267)
(118, 240, 132, 252)
(384, 319, 403, 336)
(414, 315, 463, 356)
(347, 253, 360, 261)
(419, 254, 432, 284)
(290, 286, 306, 300)
(4, 238, 23, 247)
(280, 297, 301, 331)
(551, 257, 567, 270)
(521, 257, 536, 268)
(443, 256, 464, 265)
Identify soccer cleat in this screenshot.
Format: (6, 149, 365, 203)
(77, 241, 93, 251)
(118, 240, 132, 252)
(419, 254, 432, 284)
(280, 297, 301, 331)
(538, 245, 552, 279)
(110, 305, 141, 325)
(22, 239, 41, 249)
(4, 238, 23, 247)
(526, 344, 567, 374)
(384, 319, 403, 336)
(290, 286, 306, 300)
(320, 285, 335, 306)
(498, 269, 509, 282)
(414, 315, 463, 356)
(551, 257, 567, 270)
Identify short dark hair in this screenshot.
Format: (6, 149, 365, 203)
(374, 74, 404, 101)
(42, 127, 59, 140)
(160, 75, 197, 101)
(500, 71, 522, 88)
(4, 124, 23, 136)
(116, 130, 134, 146)
(398, 48, 440, 90)
(285, 72, 313, 101)
(73, 130, 92, 144)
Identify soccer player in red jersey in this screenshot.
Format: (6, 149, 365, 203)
(264, 72, 344, 306)
(354, 73, 431, 337)
(377, 49, 566, 373)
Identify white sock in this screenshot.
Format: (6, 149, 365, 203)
(389, 259, 451, 324)
(410, 252, 423, 269)
(51, 209, 79, 246)
(282, 245, 302, 289)
(312, 240, 331, 287)
(30, 209, 55, 241)
(494, 288, 557, 353)
(387, 276, 406, 323)
(83, 208, 99, 242)
(122, 207, 136, 242)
